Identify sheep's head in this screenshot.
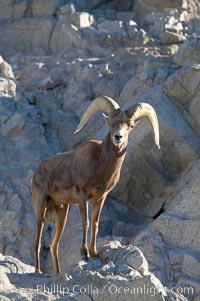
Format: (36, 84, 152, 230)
(75, 96, 160, 151)
(102, 109, 134, 151)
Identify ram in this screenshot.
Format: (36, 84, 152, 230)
(32, 96, 160, 274)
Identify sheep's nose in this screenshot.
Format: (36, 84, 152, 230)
(115, 134, 123, 141)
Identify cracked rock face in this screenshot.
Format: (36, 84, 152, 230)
(165, 62, 200, 135)
(0, 1, 200, 301)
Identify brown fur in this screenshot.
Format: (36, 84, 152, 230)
(32, 110, 148, 274)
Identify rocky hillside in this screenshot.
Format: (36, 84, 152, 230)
(0, 241, 189, 301)
(0, 0, 200, 300)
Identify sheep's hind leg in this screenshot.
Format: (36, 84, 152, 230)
(34, 198, 47, 273)
(79, 200, 89, 260)
(89, 196, 106, 258)
(50, 205, 69, 274)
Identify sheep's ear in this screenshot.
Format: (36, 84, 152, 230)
(129, 116, 140, 129)
(134, 119, 140, 127)
(102, 113, 110, 125)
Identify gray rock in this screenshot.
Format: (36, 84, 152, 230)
(13, 1, 27, 21)
(0, 18, 56, 54)
(164, 64, 200, 134)
(0, 57, 16, 97)
(176, 278, 197, 301)
(0, 78, 16, 98)
(173, 38, 200, 67)
(164, 64, 200, 104)
(161, 31, 186, 45)
(0, 243, 187, 301)
(99, 241, 149, 275)
(0, 0, 28, 24)
(0, 113, 25, 137)
(16, 61, 50, 91)
(132, 229, 170, 285)
(49, 21, 83, 55)
(0, 270, 12, 291)
(186, 95, 200, 134)
(135, 0, 187, 10)
(0, 254, 34, 274)
(182, 255, 200, 279)
(0, 56, 14, 79)
(132, 159, 200, 300)
(58, 5, 93, 28)
(154, 215, 200, 251)
(0, 0, 13, 24)
(31, 0, 56, 17)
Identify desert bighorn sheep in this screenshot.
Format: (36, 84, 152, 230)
(32, 96, 160, 274)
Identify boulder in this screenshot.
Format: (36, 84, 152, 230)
(0, 96, 52, 263)
(0, 113, 25, 137)
(0, 270, 12, 291)
(58, 5, 93, 28)
(154, 215, 200, 251)
(0, 254, 34, 274)
(69, 0, 133, 11)
(131, 159, 200, 300)
(186, 96, 200, 134)
(0, 78, 16, 98)
(31, 0, 56, 17)
(173, 38, 200, 67)
(161, 31, 186, 45)
(164, 64, 200, 104)
(49, 21, 84, 55)
(0, 18, 56, 54)
(182, 255, 200, 279)
(0, 0, 13, 24)
(0, 56, 16, 97)
(0, 55, 14, 79)
(134, 0, 187, 10)
(0, 0, 33, 23)
(164, 64, 200, 134)
(16, 61, 50, 91)
(99, 241, 149, 275)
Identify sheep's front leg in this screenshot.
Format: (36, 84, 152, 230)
(89, 196, 106, 258)
(50, 205, 69, 274)
(79, 200, 89, 259)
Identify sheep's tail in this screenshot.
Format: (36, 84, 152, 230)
(45, 199, 56, 224)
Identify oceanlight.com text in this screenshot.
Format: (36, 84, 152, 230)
(36, 283, 194, 297)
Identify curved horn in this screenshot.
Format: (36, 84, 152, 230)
(125, 103, 160, 149)
(75, 96, 120, 133)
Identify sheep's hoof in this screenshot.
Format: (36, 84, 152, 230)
(90, 254, 99, 260)
(35, 268, 42, 274)
(80, 246, 89, 260)
(89, 250, 99, 259)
